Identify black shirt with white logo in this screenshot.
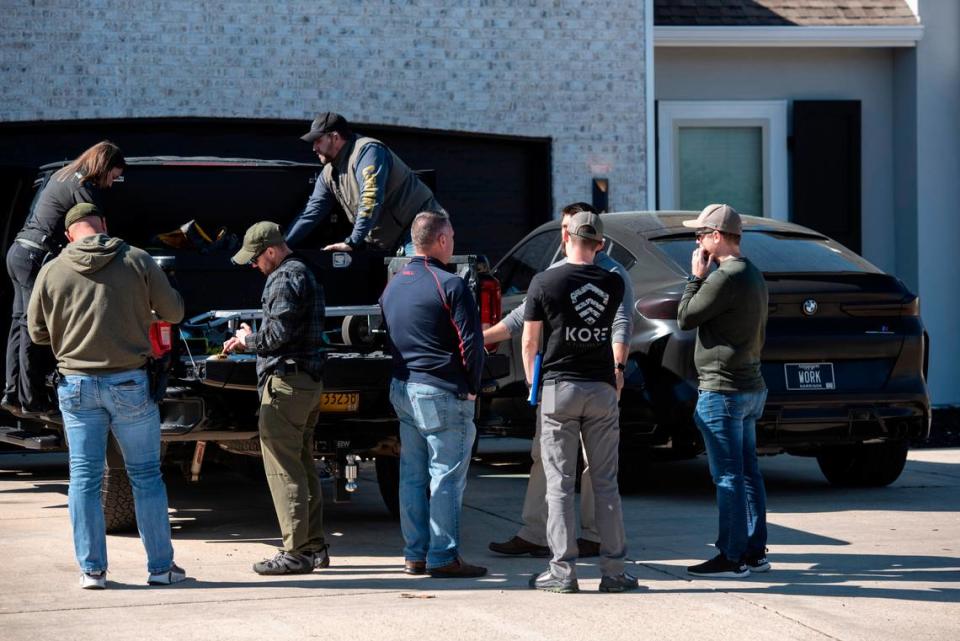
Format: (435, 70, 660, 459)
(524, 262, 625, 388)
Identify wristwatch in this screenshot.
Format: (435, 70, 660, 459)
(686, 274, 702, 283)
(615, 362, 626, 372)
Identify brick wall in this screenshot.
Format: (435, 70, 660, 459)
(0, 1, 648, 212)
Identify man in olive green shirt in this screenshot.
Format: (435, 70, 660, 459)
(677, 204, 769, 579)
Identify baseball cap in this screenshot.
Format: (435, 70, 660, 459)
(567, 211, 604, 242)
(682, 203, 743, 236)
(231, 221, 285, 265)
(300, 112, 350, 142)
(64, 203, 103, 229)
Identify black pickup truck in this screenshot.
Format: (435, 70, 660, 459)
(0, 157, 505, 530)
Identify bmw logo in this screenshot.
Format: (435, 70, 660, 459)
(802, 299, 818, 316)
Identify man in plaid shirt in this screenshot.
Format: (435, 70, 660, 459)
(223, 221, 328, 575)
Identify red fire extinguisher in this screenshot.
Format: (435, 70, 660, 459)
(149, 321, 173, 358)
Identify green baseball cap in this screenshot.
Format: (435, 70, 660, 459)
(231, 221, 285, 265)
(64, 203, 103, 229)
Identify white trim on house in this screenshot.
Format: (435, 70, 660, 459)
(655, 25, 923, 48)
(645, 0, 656, 210)
(657, 100, 788, 220)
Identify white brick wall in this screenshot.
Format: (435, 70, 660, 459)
(0, 1, 648, 211)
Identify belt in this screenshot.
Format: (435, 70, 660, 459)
(15, 238, 46, 252)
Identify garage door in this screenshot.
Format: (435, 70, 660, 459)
(0, 118, 552, 263)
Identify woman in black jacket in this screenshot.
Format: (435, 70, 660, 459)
(3, 140, 125, 416)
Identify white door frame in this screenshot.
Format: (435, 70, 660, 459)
(657, 100, 788, 219)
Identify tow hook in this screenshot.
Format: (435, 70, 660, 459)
(345, 454, 359, 493)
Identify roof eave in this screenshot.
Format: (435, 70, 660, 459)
(655, 25, 924, 48)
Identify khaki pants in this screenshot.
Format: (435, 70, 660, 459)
(259, 372, 325, 554)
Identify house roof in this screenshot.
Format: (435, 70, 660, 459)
(654, 1, 919, 27)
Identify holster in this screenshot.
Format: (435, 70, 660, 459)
(146, 354, 171, 403)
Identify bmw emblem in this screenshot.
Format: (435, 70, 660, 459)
(802, 299, 818, 316)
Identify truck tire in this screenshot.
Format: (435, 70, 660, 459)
(102, 464, 136, 533)
(375, 455, 401, 519)
(816, 440, 909, 487)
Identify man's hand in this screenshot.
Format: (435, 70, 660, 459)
(690, 248, 711, 280)
(322, 242, 353, 252)
(222, 322, 253, 354)
(467, 393, 477, 402)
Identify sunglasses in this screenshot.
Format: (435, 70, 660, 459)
(248, 249, 265, 267)
(695, 228, 716, 239)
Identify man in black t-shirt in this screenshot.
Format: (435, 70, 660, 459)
(521, 211, 638, 594)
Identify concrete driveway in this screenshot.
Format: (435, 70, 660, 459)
(1, 442, 958, 641)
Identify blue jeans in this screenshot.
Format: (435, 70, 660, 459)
(694, 388, 769, 562)
(389, 379, 476, 568)
(58, 369, 174, 575)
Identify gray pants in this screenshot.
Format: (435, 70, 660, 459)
(540, 380, 626, 579)
(517, 413, 599, 546)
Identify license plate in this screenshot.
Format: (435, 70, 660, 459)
(784, 363, 835, 391)
(319, 392, 360, 412)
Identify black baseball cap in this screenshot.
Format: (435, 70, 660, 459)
(300, 112, 350, 142)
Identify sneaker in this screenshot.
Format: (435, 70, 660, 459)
(745, 549, 770, 573)
(252, 551, 314, 575)
(528, 570, 579, 593)
(599, 572, 640, 593)
(148, 563, 187, 585)
(308, 545, 331, 569)
(488, 535, 550, 557)
(80, 571, 106, 590)
(687, 554, 750, 578)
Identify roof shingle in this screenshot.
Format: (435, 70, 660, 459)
(654, 0, 919, 26)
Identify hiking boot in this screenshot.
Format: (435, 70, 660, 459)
(253, 551, 314, 575)
(488, 535, 550, 557)
(577, 538, 601, 558)
(308, 544, 331, 569)
(745, 549, 770, 573)
(687, 554, 750, 578)
(528, 570, 579, 593)
(0, 394, 21, 416)
(428, 557, 487, 578)
(80, 571, 106, 590)
(148, 563, 187, 585)
(599, 572, 640, 593)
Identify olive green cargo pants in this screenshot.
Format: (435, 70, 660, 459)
(259, 371, 326, 554)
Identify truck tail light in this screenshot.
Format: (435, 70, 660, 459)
(150, 321, 173, 358)
(479, 275, 502, 331)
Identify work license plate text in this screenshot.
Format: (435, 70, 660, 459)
(319, 392, 360, 412)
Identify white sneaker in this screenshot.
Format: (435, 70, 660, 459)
(80, 571, 106, 590)
(147, 563, 187, 585)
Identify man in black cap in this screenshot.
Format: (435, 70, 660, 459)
(222, 221, 329, 575)
(287, 112, 443, 254)
(522, 211, 637, 594)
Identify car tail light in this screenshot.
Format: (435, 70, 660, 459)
(841, 297, 920, 317)
(635, 296, 679, 320)
(150, 321, 173, 358)
(479, 275, 502, 330)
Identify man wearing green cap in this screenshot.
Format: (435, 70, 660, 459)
(28, 203, 186, 589)
(222, 221, 329, 575)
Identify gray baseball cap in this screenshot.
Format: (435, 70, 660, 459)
(567, 211, 604, 242)
(682, 203, 743, 235)
(231, 221, 284, 265)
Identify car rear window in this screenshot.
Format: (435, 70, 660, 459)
(651, 231, 881, 274)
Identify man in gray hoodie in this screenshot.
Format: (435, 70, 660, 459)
(28, 203, 186, 590)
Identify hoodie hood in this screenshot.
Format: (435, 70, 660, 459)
(61, 234, 127, 275)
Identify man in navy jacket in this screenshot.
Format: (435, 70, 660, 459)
(380, 210, 486, 578)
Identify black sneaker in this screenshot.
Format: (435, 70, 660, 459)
(687, 554, 750, 578)
(598, 572, 640, 593)
(308, 545, 331, 569)
(745, 549, 770, 573)
(253, 551, 314, 575)
(528, 570, 579, 593)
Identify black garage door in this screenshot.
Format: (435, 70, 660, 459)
(0, 118, 552, 263)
